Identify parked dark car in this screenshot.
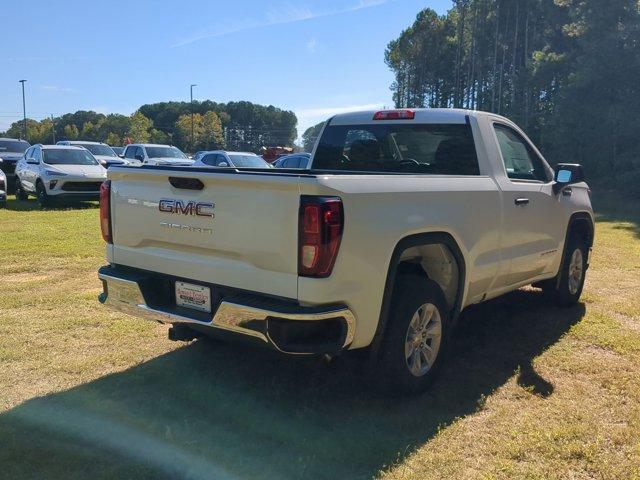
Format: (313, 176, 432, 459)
(273, 152, 311, 169)
(0, 138, 31, 193)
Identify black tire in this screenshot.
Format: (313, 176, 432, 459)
(374, 276, 451, 394)
(36, 181, 51, 209)
(545, 234, 588, 307)
(15, 178, 28, 201)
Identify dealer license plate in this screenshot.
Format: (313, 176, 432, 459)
(175, 281, 211, 313)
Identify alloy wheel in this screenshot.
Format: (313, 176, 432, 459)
(404, 302, 443, 377)
(568, 248, 583, 295)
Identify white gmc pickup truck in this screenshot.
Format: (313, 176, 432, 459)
(98, 109, 594, 392)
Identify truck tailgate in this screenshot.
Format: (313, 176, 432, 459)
(108, 167, 301, 299)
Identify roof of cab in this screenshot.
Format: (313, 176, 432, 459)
(328, 108, 487, 126)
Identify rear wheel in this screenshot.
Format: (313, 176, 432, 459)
(374, 276, 450, 393)
(15, 178, 28, 201)
(36, 181, 51, 209)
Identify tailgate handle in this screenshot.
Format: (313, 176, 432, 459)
(169, 177, 204, 190)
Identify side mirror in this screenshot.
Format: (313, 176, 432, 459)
(218, 161, 229, 167)
(118, 154, 125, 158)
(27, 157, 38, 165)
(134, 154, 144, 161)
(553, 163, 584, 194)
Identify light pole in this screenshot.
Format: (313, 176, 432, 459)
(51, 114, 56, 143)
(19, 80, 27, 141)
(190, 84, 197, 151)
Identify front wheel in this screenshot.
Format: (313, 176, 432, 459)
(36, 182, 51, 209)
(374, 276, 451, 393)
(545, 235, 588, 307)
(15, 178, 28, 201)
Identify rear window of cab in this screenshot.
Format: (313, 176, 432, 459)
(313, 123, 479, 175)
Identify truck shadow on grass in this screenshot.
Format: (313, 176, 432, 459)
(3, 196, 98, 212)
(0, 289, 584, 480)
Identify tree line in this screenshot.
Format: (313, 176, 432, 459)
(385, 0, 640, 193)
(1, 100, 298, 153)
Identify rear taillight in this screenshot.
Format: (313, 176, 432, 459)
(298, 196, 343, 278)
(99, 180, 112, 243)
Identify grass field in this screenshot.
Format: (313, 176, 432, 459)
(0, 194, 639, 480)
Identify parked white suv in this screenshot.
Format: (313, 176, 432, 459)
(0, 168, 6, 207)
(15, 144, 107, 207)
(56, 140, 128, 167)
(122, 144, 193, 166)
(98, 108, 594, 392)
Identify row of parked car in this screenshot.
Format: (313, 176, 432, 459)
(0, 137, 311, 208)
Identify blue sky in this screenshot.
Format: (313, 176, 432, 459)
(2, 0, 452, 140)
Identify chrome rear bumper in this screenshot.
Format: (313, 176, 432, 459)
(98, 267, 355, 354)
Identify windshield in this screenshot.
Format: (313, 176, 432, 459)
(74, 143, 116, 157)
(229, 154, 269, 168)
(43, 149, 99, 166)
(313, 123, 479, 175)
(0, 140, 30, 154)
(146, 146, 186, 159)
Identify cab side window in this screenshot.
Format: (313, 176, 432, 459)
(124, 146, 136, 159)
(494, 124, 549, 182)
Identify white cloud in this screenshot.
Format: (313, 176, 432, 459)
(266, 4, 315, 24)
(172, 0, 393, 47)
(40, 85, 77, 93)
(306, 38, 318, 53)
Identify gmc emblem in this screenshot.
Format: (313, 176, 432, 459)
(159, 199, 215, 218)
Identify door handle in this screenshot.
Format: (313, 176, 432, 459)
(562, 187, 572, 197)
(514, 197, 530, 206)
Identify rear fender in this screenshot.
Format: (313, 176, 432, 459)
(369, 232, 466, 354)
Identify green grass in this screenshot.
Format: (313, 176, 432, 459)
(0, 194, 639, 479)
